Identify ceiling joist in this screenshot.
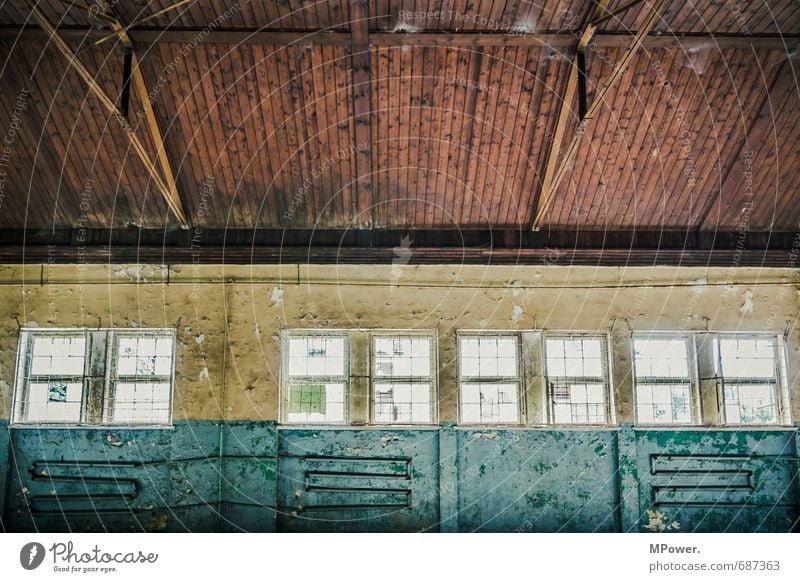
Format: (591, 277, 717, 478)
(24, 0, 189, 228)
(532, 0, 671, 230)
(22, 0, 190, 228)
(535, 1, 611, 228)
(101, 5, 188, 231)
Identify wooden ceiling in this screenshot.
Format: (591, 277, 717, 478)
(0, 1, 798, 253)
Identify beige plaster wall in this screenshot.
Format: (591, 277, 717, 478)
(0, 264, 797, 422)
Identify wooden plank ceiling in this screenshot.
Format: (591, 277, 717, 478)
(0, 0, 798, 233)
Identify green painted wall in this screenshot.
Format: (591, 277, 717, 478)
(2, 421, 797, 532)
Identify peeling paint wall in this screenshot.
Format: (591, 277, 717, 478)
(4, 421, 277, 533)
(0, 264, 798, 532)
(3, 421, 798, 532)
(0, 264, 797, 422)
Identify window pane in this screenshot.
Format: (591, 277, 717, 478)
(550, 382, 606, 424)
(116, 334, 173, 379)
(724, 383, 777, 425)
(460, 383, 519, 423)
(719, 338, 775, 379)
(287, 382, 346, 423)
(374, 337, 431, 378)
(635, 383, 692, 425)
(546, 337, 604, 379)
(110, 382, 171, 424)
(634, 339, 689, 378)
(373, 383, 431, 423)
(30, 336, 86, 376)
(111, 332, 175, 424)
(459, 336, 518, 378)
(288, 336, 346, 377)
(26, 382, 83, 423)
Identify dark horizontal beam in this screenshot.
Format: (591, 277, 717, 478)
(3, 227, 799, 248)
(0, 228, 797, 266)
(2, 26, 798, 50)
(1, 245, 795, 267)
(374, 32, 800, 50)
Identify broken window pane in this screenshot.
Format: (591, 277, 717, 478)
(373, 335, 434, 423)
(633, 338, 695, 425)
(718, 336, 782, 425)
(635, 383, 693, 424)
(550, 382, 606, 424)
(108, 332, 175, 425)
(373, 383, 431, 423)
(26, 382, 83, 423)
(460, 383, 519, 423)
(374, 337, 431, 378)
(458, 335, 520, 424)
(14, 329, 175, 426)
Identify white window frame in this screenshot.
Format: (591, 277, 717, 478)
(103, 329, 177, 425)
(714, 333, 791, 426)
(632, 333, 701, 426)
(457, 332, 524, 425)
(280, 330, 351, 424)
(11, 327, 176, 428)
(543, 332, 613, 426)
(370, 331, 438, 425)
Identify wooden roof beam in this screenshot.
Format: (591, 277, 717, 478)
(100, 4, 191, 231)
(534, 1, 610, 230)
(22, 0, 190, 228)
(532, 0, 671, 230)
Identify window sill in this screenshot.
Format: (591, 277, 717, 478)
(9, 423, 175, 430)
(462, 424, 619, 431)
(277, 423, 441, 430)
(633, 424, 795, 431)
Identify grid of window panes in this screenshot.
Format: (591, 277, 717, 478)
(459, 335, 520, 423)
(633, 338, 694, 425)
(545, 336, 608, 424)
(718, 336, 781, 425)
(285, 335, 347, 423)
(14, 333, 87, 423)
(373, 336, 433, 423)
(106, 332, 175, 424)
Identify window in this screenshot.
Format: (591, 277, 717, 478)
(105, 332, 175, 424)
(12, 328, 175, 426)
(458, 334, 521, 423)
(633, 337, 697, 425)
(716, 335, 787, 425)
(282, 333, 348, 423)
(545, 335, 610, 424)
(372, 334, 435, 423)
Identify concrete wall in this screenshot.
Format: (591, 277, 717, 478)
(0, 263, 798, 532)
